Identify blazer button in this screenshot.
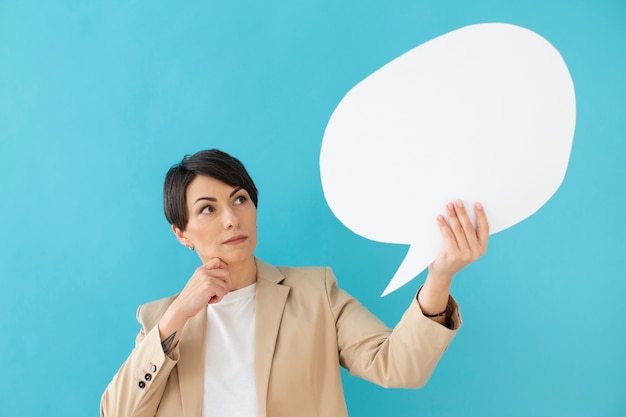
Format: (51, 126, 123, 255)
(145, 373, 152, 381)
(151, 364, 157, 373)
(138, 381, 146, 389)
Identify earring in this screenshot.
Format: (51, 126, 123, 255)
(186, 244, 195, 251)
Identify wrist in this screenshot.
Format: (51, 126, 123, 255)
(422, 304, 450, 318)
(424, 269, 453, 291)
(417, 273, 452, 319)
(159, 304, 188, 335)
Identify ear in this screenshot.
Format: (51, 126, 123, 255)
(171, 225, 191, 247)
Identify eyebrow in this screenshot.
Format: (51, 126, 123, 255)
(193, 187, 243, 206)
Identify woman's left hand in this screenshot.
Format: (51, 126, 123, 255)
(429, 200, 489, 282)
(418, 200, 489, 323)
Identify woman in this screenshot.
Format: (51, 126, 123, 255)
(100, 149, 489, 417)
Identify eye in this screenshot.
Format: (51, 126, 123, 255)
(234, 195, 247, 205)
(200, 205, 215, 214)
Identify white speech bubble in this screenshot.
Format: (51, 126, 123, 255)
(320, 23, 576, 296)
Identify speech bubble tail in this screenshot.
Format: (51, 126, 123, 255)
(381, 244, 438, 297)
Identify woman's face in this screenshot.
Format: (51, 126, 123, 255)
(174, 175, 258, 266)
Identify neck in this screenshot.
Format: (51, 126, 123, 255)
(227, 257, 257, 291)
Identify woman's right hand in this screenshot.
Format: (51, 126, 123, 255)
(170, 258, 232, 319)
(157, 258, 231, 354)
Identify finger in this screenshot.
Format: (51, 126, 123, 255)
(207, 275, 230, 290)
(203, 276, 230, 303)
(454, 200, 479, 249)
(204, 257, 228, 270)
(431, 214, 462, 278)
(202, 267, 230, 281)
(199, 263, 230, 282)
(203, 259, 231, 287)
(446, 202, 468, 251)
(436, 214, 457, 250)
(218, 271, 232, 291)
(474, 202, 490, 252)
(188, 266, 230, 294)
(208, 283, 229, 304)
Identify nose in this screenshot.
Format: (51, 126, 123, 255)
(222, 207, 239, 229)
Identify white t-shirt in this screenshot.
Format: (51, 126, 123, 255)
(201, 283, 258, 417)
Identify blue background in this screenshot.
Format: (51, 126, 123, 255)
(1, 1, 625, 416)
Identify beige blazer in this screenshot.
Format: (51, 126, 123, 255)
(100, 259, 461, 417)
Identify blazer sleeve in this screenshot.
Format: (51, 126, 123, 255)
(100, 305, 180, 417)
(326, 267, 461, 389)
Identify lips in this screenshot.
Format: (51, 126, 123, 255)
(223, 235, 247, 245)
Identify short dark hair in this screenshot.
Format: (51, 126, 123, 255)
(163, 149, 258, 230)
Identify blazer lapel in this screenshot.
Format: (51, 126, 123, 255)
(254, 258, 290, 417)
(177, 309, 207, 417)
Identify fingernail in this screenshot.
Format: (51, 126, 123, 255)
(476, 202, 483, 210)
(455, 200, 463, 208)
(447, 203, 454, 210)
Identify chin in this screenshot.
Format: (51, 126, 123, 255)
(221, 250, 255, 266)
